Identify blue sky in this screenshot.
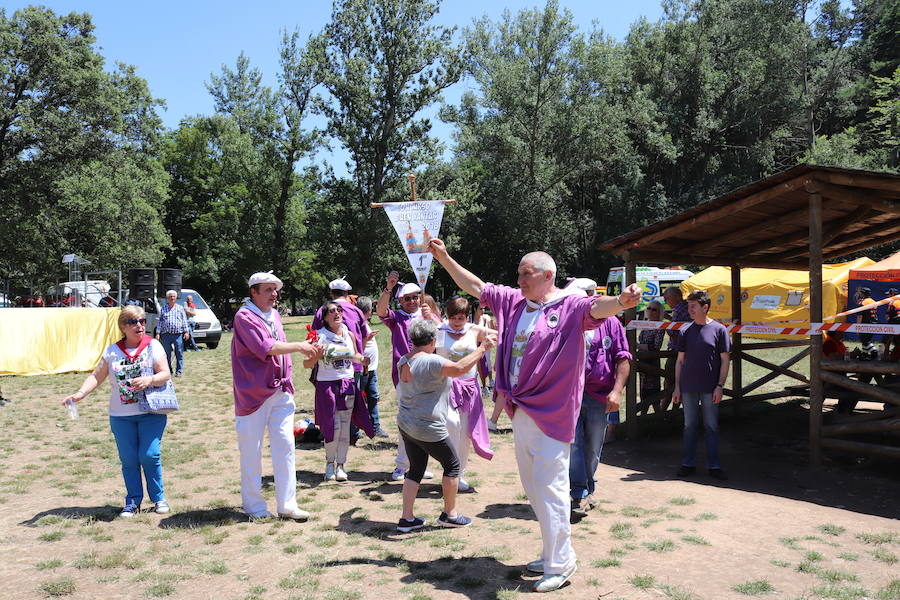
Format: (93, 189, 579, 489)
(6, 1, 666, 169)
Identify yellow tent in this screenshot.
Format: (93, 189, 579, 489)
(681, 258, 874, 331)
(0, 308, 121, 376)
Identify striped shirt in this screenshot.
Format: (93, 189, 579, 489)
(158, 303, 190, 334)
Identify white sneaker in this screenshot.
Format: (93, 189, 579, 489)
(154, 500, 170, 514)
(457, 479, 470, 492)
(533, 564, 577, 593)
(247, 510, 274, 520)
(487, 420, 498, 432)
(391, 467, 405, 481)
(423, 470, 434, 480)
(335, 464, 348, 482)
(325, 463, 336, 481)
(526, 559, 544, 574)
(278, 508, 310, 521)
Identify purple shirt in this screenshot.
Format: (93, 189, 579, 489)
(231, 307, 294, 416)
(312, 299, 370, 372)
(676, 320, 731, 393)
(584, 318, 632, 404)
(380, 309, 419, 387)
(481, 283, 603, 443)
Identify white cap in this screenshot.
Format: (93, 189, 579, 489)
(568, 278, 598, 293)
(328, 278, 352, 291)
(396, 282, 422, 298)
(248, 271, 283, 291)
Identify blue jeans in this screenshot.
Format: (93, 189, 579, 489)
(681, 392, 721, 469)
(109, 414, 168, 506)
(360, 370, 381, 429)
(160, 332, 184, 374)
(186, 320, 200, 351)
(569, 395, 609, 500)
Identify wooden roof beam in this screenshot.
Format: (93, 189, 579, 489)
(617, 174, 813, 252)
(675, 205, 810, 255)
(806, 180, 900, 213)
(823, 228, 900, 261)
(623, 250, 808, 270)
(814, 171, 900, 194)
(762, 206, 877, 261)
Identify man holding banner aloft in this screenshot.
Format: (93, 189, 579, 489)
(427, 238, 640, 593)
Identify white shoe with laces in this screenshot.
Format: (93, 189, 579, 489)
(533, 564, 577, 593)
(335, 464, 348, 482)
(391, 467, 405, 481)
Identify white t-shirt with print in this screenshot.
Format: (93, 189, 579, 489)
(364, 335, 379, 372)
(104, 339, 166, 417)
(316, 326, 356, 381)
(509, 308, 541, 388)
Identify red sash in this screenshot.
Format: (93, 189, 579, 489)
(116, 335, 154, 363)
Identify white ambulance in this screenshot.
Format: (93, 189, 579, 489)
(605, 266, 694, 312)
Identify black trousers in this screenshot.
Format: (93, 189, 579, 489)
(400, 430, 460, 483)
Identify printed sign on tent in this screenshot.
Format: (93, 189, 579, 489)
(383, 200, 446, 288)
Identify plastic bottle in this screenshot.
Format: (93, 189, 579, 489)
(65, 399, 79, 420)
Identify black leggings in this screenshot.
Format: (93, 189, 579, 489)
(400, 430, 460, 483)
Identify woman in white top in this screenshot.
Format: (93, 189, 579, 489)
(304, 300, 373, 481)
(62, 305, 172, 518)
(436, 297, 498, 491)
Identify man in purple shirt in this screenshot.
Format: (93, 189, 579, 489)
(231, 271, 318, 520)
(570, 316, 631, 518)
(428, 239, 640, 593)
(672, 290, 731, 481)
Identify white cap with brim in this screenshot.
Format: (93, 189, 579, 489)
(568, 277, 598, 293)
(328, 278, 352, 291)
(248, 271, 283, 292)
(396, 282, 422, 298)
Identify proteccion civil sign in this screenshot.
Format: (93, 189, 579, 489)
(382, 200, 446, 289)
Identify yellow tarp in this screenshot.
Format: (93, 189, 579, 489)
(0, 308, 121, 376)
(681, 258, 874, 337)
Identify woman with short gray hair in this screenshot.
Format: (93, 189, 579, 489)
(395, 319, 497, 532)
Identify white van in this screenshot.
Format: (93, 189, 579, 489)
(141, 288, 222, 349)
(606, 266, 694, 311)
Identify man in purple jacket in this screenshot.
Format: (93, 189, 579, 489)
(428, 239, 640, 593)
(232, 271, 319, 520)
(570, 317, 631, 518)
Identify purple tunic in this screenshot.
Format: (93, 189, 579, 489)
(231, 307, 294, 417)
(380, 309, 419, 387)
(313, 378, 375, 443)
(480, 283, 604, 443)
(450, 377, 493, 460)
(584, 318, 632, 404)
(312, 299, 370, 372)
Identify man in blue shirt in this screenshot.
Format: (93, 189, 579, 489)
(157, 290, 190, 376)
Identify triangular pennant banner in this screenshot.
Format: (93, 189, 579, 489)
(383, 200, 446, 288)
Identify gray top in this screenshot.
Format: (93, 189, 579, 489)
(396, 352, 451, 443)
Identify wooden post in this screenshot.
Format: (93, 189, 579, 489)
(809, 192, 824, 467)
(624, 253, 638, 439)
(409, 173, 417, 202)
(731, 263, 742, 416)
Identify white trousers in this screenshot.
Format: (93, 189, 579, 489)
(324, 408, 352, 464)
(512, 408, 576, 575)
(445, 407, 470, 478)
(235, 391, 298, 515)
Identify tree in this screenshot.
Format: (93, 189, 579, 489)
(313, 0, 464, 290)
(0, 6, 168, 285)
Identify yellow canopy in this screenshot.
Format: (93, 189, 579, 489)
(0, 308, 121, 376)
(681, 258, 874, 333)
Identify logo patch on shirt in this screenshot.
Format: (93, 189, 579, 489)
(546, 312, 560, 328)
(603, 336, 612, 349)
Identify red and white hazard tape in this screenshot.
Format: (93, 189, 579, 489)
(811, 322, 900, 335)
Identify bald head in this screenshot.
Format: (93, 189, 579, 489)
(521, 252, 556, 278)
(518, 251, 557, 302)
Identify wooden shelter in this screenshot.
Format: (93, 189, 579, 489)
(600, 164, 900, 463)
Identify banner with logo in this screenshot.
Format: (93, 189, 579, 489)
(383, 200, 446, 288)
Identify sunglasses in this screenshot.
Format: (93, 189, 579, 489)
(327, 307, 344, 314)
(126, 318, 147, 325)
(400, 295, 420, 302)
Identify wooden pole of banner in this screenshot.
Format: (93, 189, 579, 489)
(410, 173, 417, 202)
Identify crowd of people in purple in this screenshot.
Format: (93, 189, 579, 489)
(63, 237, 736, 593)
